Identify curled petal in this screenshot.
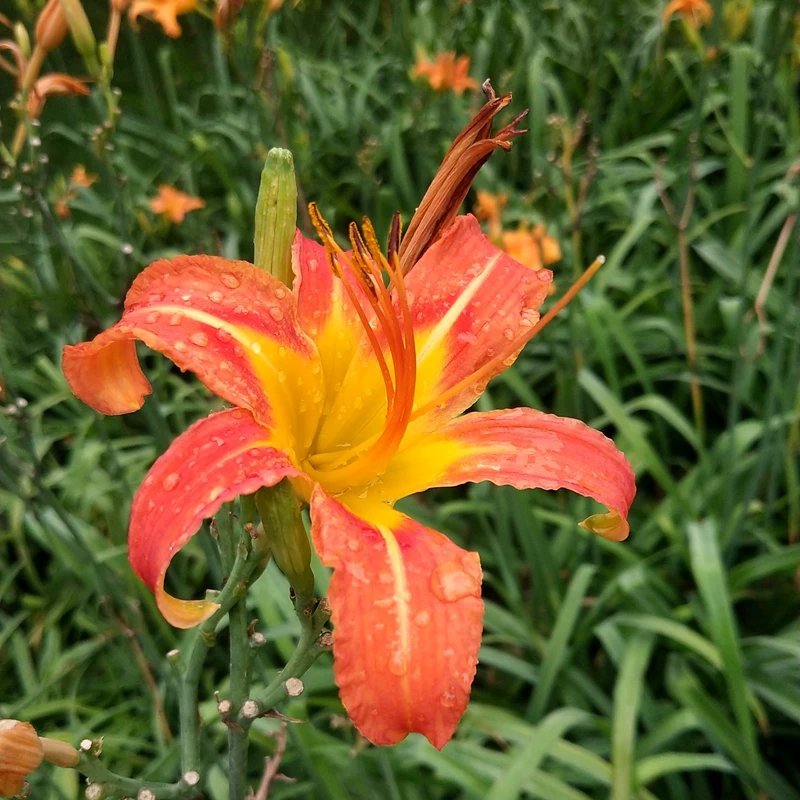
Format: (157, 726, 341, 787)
(311, 488, 483, 749)
(63, 254, 323, 453)
(406, 215, 553, 420)
(130, 408, 302, 627)
(27, 73, 90, 117)
(378, 408, 635, 540)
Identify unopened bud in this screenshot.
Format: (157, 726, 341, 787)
(58, 0, 100, 76)
(214, 0, 245, 31)
(253, 148, 297, 285)
(35, 0, 69, 54)
(14, 22, 31, 60)
(255, 481, 314, 599)
(85, 784, 105, 800)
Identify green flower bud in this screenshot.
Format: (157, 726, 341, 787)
(253, 148, 297, 286)
(255, 481, 314, 600)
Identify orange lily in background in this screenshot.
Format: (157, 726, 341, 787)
(63, 94, 635, 749)
(129, 0, 198, 38)
(149, 184, 205, 223)
(662, 0, 713, 27)
(501, 222, 562, 270)
(412, 51, 478, 95)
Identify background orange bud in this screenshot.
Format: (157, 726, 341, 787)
(34, 0, 69, 54)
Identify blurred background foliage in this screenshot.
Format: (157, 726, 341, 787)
(1, 0, 799, 797)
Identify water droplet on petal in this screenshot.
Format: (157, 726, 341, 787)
(180, 292, 192, 302)
(189, 332, 208, 347)
(169, 313, 183, 326)
(208, 290, 224, 303)
(145, 311, 160, 324)
(162, 472, 179, 490)
(347, 538, 361, 552)
(388, 649, 408, 676)
(430, 558, 482, 603)
(503, 327, 515, 340)
(440, 689, 458, 708)
(274, 286, 286, 299)
(269, 306, 284, 321)
(215, 327, 232, 341)
(174, 341, 187, 353)
(414, 610, 431, 627)
(250, 341, 262, 355)
(221, 272, 240, 289)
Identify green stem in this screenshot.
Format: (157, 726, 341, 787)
(78, 752, 199, 800)
(227, 593, 251, 800)
(258, 599, 331, 709)
(178, 532, 264, 777)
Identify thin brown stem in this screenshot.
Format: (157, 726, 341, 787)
(248, 723, 289, 800)
(656, 140, 705, 440)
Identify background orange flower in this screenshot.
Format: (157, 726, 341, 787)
(149, 184, 205, 223)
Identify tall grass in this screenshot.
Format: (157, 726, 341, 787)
(1, 1, 799, 797)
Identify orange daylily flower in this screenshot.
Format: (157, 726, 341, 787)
(412, 51, 478, 95)
(149, 184, 205, 224)
(474, 190, 507, 241)
(0, 720, 43, 797)
(662, 0, 713, 27)
(129, 0, 198, 38)
(63, 95, 634, 749)
(501, 222, 562, 270)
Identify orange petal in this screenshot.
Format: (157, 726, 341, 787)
(378, 408, 635, 541)
(130, 408, 302, 628)
(310, 488, 483, 749)
(63, 254, 323, 452)
(406, 214, 553, 419)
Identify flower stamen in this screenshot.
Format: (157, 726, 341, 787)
(307, 206, 417, 490)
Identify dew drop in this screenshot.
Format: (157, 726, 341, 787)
(440, 689, 458, 708)
(250, 341, 262, 355)
(269, 306, 284, 321)
(145, 311, 160, 324)
(503, 327, 515, 340)
(162, 472, 179, 490)
(180, 292, 192, 302)
(189, 332, 209, 347)
(169, 313, 183, 326)
(414, 610, 431, 627)
(430, 558, 481, 603)
(274, 286, 286, 299)
(208, 290, 224, 303)
(215, 327, 232, 341)
(388, 650, 408, 677)
(346, 538, 361, 552)
(174, 341, 188, 353)
(221, 272, 240, 289)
